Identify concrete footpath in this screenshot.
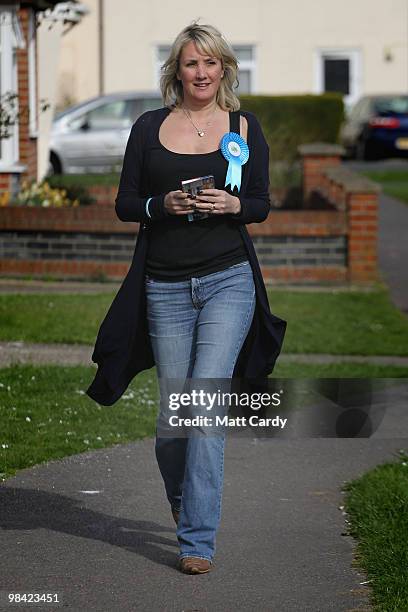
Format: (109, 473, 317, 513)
(346, 160, 408, 315)
(2, 340, 408, 368)
(1, 430, 407, 611)
(1, 381, 407, 611)
(377, 193, 408, 315)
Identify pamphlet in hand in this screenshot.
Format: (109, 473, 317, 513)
(181, 175, 215, 222)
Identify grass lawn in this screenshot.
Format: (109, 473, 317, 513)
(1, 288, 407, 355)
(360, 169, 408, 205)
(1, 362, 408, 481)
(343, 452, 408, 611)
(0, 364, 158, 481)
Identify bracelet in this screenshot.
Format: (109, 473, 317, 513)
(145, 197, 153, 218)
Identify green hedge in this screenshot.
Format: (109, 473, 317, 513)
(239, 93, 345, 162)
(47, 173, 119, 188)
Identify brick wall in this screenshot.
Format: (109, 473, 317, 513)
(0, 8, 38, 204)
(0, 143, 380, 284)
(88, 185, 118, 205)
(0, 204, 348, 283)
(17, 7, 37, 181)
(347, 193, 378, 282)
(17, 8, 37, 178)
(0, 175, 12, 195)
(299, 143, 380, 283)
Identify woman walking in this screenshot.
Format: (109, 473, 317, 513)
(86, 22, 286, 575)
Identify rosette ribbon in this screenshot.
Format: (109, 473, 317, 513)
(220, 132, 249, 192)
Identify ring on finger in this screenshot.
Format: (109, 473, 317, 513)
(211, 203, 215, 211)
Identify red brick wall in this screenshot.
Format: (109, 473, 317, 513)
(88, 185, 118, 205)
(0, 203, 125, 232)
(0, 8, 37, 202)
(247, 210, 346, 237)
(17, 7, 37, 180)
(0, 205, 348, 283)
(302, 155, 341, 204)
(0, 175, 12, 194)
(0, 258, 128, 280)
(0, 143, 379, 285)
(0, 205, 348, 237)
(347, 193, 378, 282)
(301, 148, 379, 283)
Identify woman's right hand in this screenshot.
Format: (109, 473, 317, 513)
(164, 190, 195, 215)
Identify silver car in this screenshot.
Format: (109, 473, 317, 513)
(48, 91, 163, 174)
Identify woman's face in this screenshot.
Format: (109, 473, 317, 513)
(177, 40, 224, 106)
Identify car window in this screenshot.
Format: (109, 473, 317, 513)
(140, 97, 162, 112)
(67, 100, 132, 131)
(67, 113, 89, 131)
(374, 97, 408, 115)
(86, 100, 132, 130)
(66, 97, 162, 131)
(128, 97, 162, 122)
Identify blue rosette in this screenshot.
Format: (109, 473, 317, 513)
(220, 132, 249, 192)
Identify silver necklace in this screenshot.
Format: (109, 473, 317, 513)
(182, 104, 218, 137)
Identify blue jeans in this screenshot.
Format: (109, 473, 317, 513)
(145, 260, 256, 563)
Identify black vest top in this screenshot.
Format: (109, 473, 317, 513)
(144, 110, 247, 280)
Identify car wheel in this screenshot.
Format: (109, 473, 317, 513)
(47, 152, 62, 176)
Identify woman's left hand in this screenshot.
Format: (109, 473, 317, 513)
(194, 189, 241, 215)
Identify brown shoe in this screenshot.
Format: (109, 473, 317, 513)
(178, 557, 212, 574)
(171, 508, 180, 525)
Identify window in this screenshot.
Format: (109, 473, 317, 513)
(155, 44, 256, 94)
(233, 46, 255, 95)
(374, 96, 408, 115)
(155, 45, 171, 89)
(324, 59, 349, 95)
(314, 48, 361, 111)
(69, 100, 131, 131)
(0, 7, 25, 167)
(128, 97, 162, 122)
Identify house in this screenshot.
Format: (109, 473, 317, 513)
(0, 0, 88, 198)
(56, 0, 407, 111)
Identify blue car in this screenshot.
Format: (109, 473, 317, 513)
(339, 94, 408, 160)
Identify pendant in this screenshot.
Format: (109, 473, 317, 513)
(198, 131, 205, 137)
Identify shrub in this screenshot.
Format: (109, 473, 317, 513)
(240, 93, 344, 164)
(44, 176, 96, 205)
(10, 179, 94, 207)
(240, 93, 344, 203)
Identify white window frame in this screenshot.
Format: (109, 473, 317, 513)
(0, 6, 26, 170)
(314, 48, 362, 111)
(154, 45, 170, 90)
(154, 44, 257, 94)
(234, 45, 257, 94)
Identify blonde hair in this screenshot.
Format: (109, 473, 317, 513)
(160, 22, 240, 111)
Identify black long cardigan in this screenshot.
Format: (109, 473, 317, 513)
(86, 108, 287, 406)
